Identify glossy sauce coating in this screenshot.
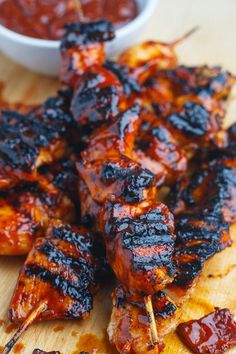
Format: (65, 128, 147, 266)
(177, 308, 236, 354)
(0, 0, 138, 40)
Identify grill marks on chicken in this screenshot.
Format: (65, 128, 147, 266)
(134, 111, 188, 184)
(104, 60, 141, 97)
(10, 223, 97, 322)
(70, 66, 126, 137)
(134, 66, 234, 163)
(167, 129, 236, 294)
(1, 20, 236, 354)
(72, 24, 236, 353)
(102, 201, 176, 301)
(0, 88, 75, 191)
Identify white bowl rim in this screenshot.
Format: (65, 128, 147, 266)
(0, 0, 156, 48)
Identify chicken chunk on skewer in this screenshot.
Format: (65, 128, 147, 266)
(0, 87, 75, 191)
(10, 222, 97, 323)
(100, 201, 176, 302)
(0, 179, 75, 256)
(60, 21, 115, 86)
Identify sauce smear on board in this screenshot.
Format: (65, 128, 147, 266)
(0, 0, 138, 40)
(177, 308, 236, 354)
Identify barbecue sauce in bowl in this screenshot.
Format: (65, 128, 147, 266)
(0, 0, 138, 40)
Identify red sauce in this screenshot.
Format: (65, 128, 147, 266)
(72, 332, 115, 354)
(177, 308, 236, 354)
(5, 323, 18, 334)
(13, 342, 25, 353)
(0, 319, 5, 326)
(0, 0, 138, 40)
(53, 325, 64, 332)
(71, 330, 78, 337)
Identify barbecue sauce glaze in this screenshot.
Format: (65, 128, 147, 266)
(0, 0, 138, 40)
(177, 308, 236, 354)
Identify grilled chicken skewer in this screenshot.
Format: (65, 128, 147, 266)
(108, 124, 236, 352)
(3, 222, 97, 353)
(1, 18, 235, 354)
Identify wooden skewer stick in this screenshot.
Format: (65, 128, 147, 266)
(144, 295, 158, 346)
(170, 26, 199, 47)
(2, 301, 48, 354)
(73, 0, 84, 21)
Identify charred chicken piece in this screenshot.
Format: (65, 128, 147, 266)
(38, 157, 78, 203)
(100, 201, 176, 301)
(0, 107, 70, 190)
(172, 209, 231, 289)
(70, 66, 126, 137)
(60, 21, 115, 86)
(10, 222, 97, 322)
(0, 180, 75, 256)
(77, 155, 156, 230)
(169, 157, 236, 223)
(166, 100, 226, 149)
(134, 111, 187, 184)
(140, 65, 234, 149)
(81, 105, 141, 162)
(143, 65, 234, 109)
(108, 286, 179, 354)
(118, 41, 178, 84)
(78, 157, 155, 204)
(104, 60, 141, 97)
(166, 154, 235, 304)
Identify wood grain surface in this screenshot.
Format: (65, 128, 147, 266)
(0, 0, 236, 353)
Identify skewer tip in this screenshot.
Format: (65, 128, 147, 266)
(171, 26, 199, 46)
(1, 301, 47, 354)
(144, 295, 159, 348)
(73, 0, 85, 21)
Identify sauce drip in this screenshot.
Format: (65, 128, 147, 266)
(72, 332, 115, 354)
(5, 323, 18, 334)
(53, 325, 64, 332)
(177, 308, 236, 354)
(0, 0, 138, 40)
(13, 342, 25, 353)
(0, 319, 5, 326)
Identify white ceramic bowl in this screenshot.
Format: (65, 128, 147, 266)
(0, 0, 157, 76)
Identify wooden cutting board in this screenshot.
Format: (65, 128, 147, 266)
(0, 0, 236, 353)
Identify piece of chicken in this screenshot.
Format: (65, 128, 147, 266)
(100, 201, 176, 302)
(81, 105, 141, 162)
(133, 110, 188, 185)
(0, 91, 74, 191)
(77, 155, 156, 231)
(9, 222, 97, 322)
(118, 41, 178, 84)
(70, 66, 127, 140)
(60, 21, 115, 86)
(38, 156, 79, 204)
(108, 286, 180, 354)
(139, 66, 234, 150)
(169, 156, 236, 224)
(0, 179, 75, 256)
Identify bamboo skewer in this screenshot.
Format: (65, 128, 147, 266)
(144, 295, 158, 347)
(73, 0, 85, 21)
(2, 301, 48, 354)
(170, 26, 199, 47)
